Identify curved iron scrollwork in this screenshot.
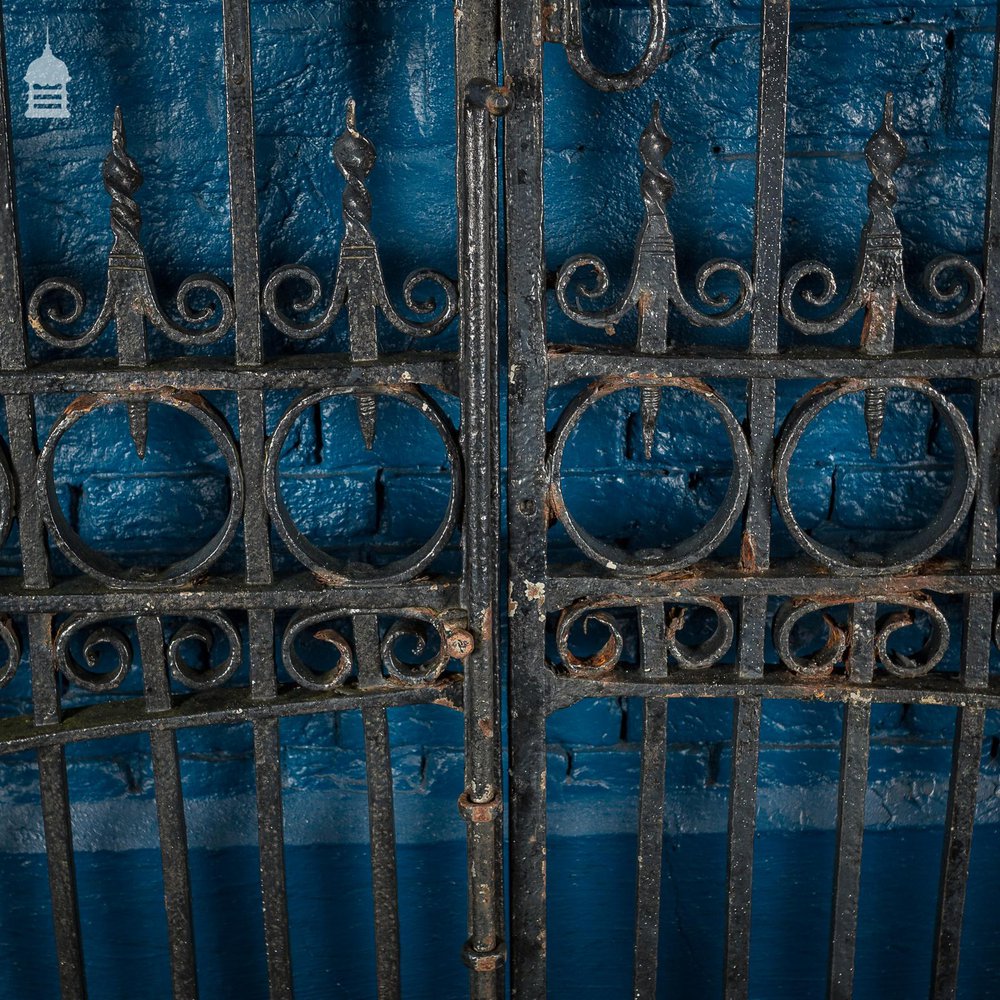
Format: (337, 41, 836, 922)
(773, 594, 949, 678)
(281, 610, 355, 692)
(54, 612, 241, 693)
(281, 609, 460, 692)
(263, 100, 459, 448)
(0, 617, 21, 689)
(166, 613, 242, 691)
(0, 445, 14, 552)
(37, 390, 245, 589)
(264, 384, 462, 585)
(555, 103, 752, 458)
(553, 597, 734, 678)
(774, 378, 977, 574)
(543, 0, 668, 93)
(548, 376, 751, 575)
(27, 108, 236, 457)
(781, 94, 983, 457)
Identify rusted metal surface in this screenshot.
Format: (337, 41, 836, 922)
(504, 1, 1000, 998)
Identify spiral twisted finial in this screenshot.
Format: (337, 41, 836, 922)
(865, 93, 906, 231)
(103, 106, 143, 249)
(639, 102, 674, 219)
(333, 99, 376, 232)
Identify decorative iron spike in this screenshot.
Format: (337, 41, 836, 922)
(638, 103, 675, 460)
(334, 97, 376, 236)
(864, 93, 906, 234)
(862, 94, 905, 456)
(103, 106, 143, 253)
(334, 99, 379, 448)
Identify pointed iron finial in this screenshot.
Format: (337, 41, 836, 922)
(865, 93, 906, 234)
(103, 107, 143, 251)
(638, 102, 674, 459)
(334, 98, 376, 234)
(639, 101, 674, 220)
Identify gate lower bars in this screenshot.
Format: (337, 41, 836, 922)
(504, 1, 1000, 998)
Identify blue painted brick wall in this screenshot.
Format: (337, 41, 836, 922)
(0, 1, 999, 997)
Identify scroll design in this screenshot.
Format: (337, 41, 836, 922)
(773, 593, 950, 678)
(543, 0, 668, 93)
(54, 612, 240, 693)
(380, 610, 455, 685)
(555, 104, 752, 458)
(263, 100, 459, 448)
(281, 610, 356, 692)
(552, 597, 735, 679)
(781, 94, 983, 457)
(0, 618, 21, 689)
(27, 108, 236, 457)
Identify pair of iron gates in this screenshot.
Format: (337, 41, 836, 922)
(0, 0, 997, 997)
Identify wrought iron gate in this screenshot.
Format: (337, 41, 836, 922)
(0, 0, 998, 997)
(0, 0, 505, 997)
(504, 0, 999, 998)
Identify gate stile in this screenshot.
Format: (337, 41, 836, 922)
(0, 0, 505, 997)
(505, 1, 1000, 999)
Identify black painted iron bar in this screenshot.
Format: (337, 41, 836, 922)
(727, 2, 789, 991)
(363, 702, 402, 1000)
(502, 0, 550, 990)
(828, 603, 875, 1000)
(546, 348, 1000, 381)
(151, 729, 199, 1000)
(929, 13, 1000, 994)
(354, 613, 402, 998)
(828, 697, 872, 1000)
(458, 54, 508, 996)
(931, 705, 986, 999)
(725, 696, 762, 999)
(253, 716, 293, 999)
(138, 615, 199, 998)
(38, 744, 87, 1000)
(0, 676, 465, 757)
(633, 605, 668, 998)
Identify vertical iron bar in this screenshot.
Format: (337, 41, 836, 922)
(354, 613, 402, 999)
(221, 5, 290, 995)
(727, 4, 789, 997)
(151, 728, 198, 999)
(38, 743, 86, 1000)
(828, 601, 875, 1000)
(0, 8, 85, 995)
(929, 12, 1000, 995)
(138, 616, 198, 999)
(501, 0, 550, 993)
(459, 74, 507, 999)
(253, 716, 292, 999)
(633, 605, 667, 999)
(456, 2, 505, 995)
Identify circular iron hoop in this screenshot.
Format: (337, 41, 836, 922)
(548, 377, 751, 575)
(773, 378, 977, 574)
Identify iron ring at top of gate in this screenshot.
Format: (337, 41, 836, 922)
(263, 99, 459, 355)
(548, 375, 751, 575)
(263, 383, 463, 586)
(555, 102, 753, 456)
(782, 94, 982, 455)
(28, 108, 235, 358)
(543, 0, 669, 92)
(36, 389, 245, 589)
(773, 377, 977, 575)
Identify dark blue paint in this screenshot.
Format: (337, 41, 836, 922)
(0, 0, 998, 996)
